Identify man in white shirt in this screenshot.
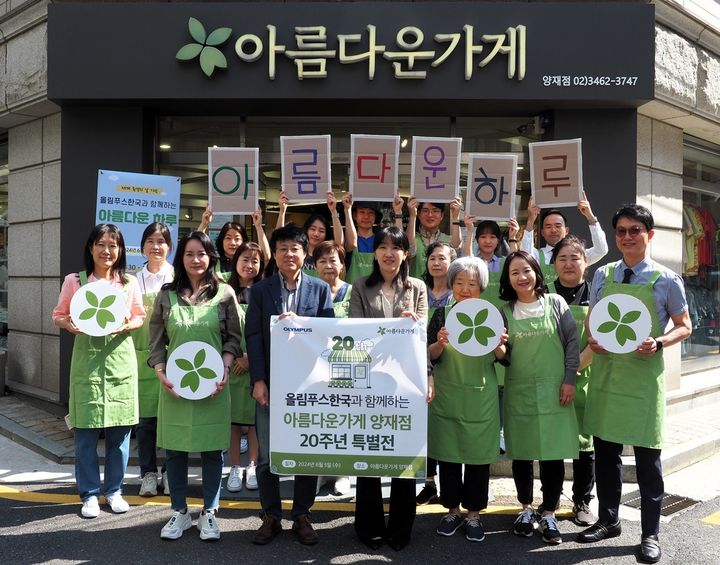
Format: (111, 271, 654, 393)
(520, 191, 608, 271)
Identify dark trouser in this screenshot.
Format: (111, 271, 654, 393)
(438, 461, 490, 512)
(426, 457, 438, 479)
(354, 477, 416, 544)
(572, 449, 596, 505)
(255, 404, 317, 520)
(135, 417, 166, 476)
(512, 459, 565, 511)
(594, 436, 663, 537)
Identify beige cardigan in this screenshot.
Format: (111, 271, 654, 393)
(349, 275, 428, 320)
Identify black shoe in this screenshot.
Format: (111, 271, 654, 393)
(415, 482, 439, 505)
(577, 520, 622, 543)
(639, 535, 661, 563)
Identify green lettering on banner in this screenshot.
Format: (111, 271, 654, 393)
(271, 452, 426, 478)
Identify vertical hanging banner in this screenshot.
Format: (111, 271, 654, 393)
(208, 147, 259, 215)
(280, 135, 332, 203)
(96, 170, 181, 272)
(410, 137, 462, 203)
(465, 153, 518, 219)
(270, 316, 428, 478)
(529, 139, 583, 208)
(349, 134, 400, 202)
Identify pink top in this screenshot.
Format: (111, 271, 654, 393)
(52, 272, 146, 324)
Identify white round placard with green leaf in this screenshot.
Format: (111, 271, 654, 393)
(166, 341, 224, 400)
(588, 294, 652, 354)
(445, 298, 504, 357)
(69, 281, 126, 337)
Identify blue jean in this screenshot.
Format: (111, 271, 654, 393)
(135, 417, 165, 476)
(75, 426, 132, 501)
(256, 404, 317, 520)
(165, 450, 223, 511)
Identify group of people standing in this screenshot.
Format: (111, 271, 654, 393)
(52, 188, 689, 562)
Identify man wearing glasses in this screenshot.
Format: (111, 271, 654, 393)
(580, 204, 691, 563)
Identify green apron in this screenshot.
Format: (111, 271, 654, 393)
(135, 291, 161, 418)
(537, 251, 557, 281)
(229, 303, 255, 425)
(346, 250, 374, 285)
(502, 295, 579, 460)
(485, 260, 507, 387)
(214, 262, 231, 282)
(69, 272, 138, 429)
(332, 284, 352, 318)
(157, 287, 231, 452)
(548, 281, 593, 452)
(428, 305, 500, 465)
(410, 232, 451, 279)
(584, 266, 665, 449)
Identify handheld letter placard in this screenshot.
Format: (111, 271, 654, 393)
(280, 135, 331, 203)
(588, 295, 652, 354)
(445, 298, 504, 356)
(166, 341, 225, 400)
(411, 137, 462, 202)
(349, 134, 400, 202)
(465, 154, 518, 219)
(69, 281, 126, 337)
(529, 139, 583, 208)
(208, 147, 259, 215)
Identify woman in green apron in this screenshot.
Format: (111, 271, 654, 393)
(417, 241, 456, 505)
(134, 223, 174, 498)
(498, 251, 580, 545)
(549, 235, 597, 527)
(52, 224, 146, 519)
(427, 256, 508, 543)
(343, 193, 385, 284)
(405, 197, 462, 279)
(148, 231, 242, 541)
(226, 242, 264, 493)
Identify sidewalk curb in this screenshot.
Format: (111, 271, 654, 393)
(0, 413, 74, 464)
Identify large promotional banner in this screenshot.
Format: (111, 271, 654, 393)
(96, 170, 181, 271)
(465, 153, 518, 219)
(280, 135, 332, 203)
(349, 134, 400, 202)
(270, 316, 428, 478)
(410, 137, 462, 202)
(208, 147, 259, 215)
(529, 139, 583, 208)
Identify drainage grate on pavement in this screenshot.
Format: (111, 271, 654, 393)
(620, 491, 700, 516)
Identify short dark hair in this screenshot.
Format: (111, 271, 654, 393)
(215, 221, 248, 258)
(499, 250, 546, 301)
(271, 223, 308, 254)
(541, 209, 568, 226)
(312, 240, 346, 265)
(84, 224, 128, 284)
(551, 234, 587, 264)
(165, 231, 221, 299)
(303, 214, 332, 241)
(422, 241, 457, 288)
(140, 222, 173, 252)
(366, 226, 411, 289)
(228, 241, 265, 294)
(475, 220, 502, 241)
(612, 203, 654, 231)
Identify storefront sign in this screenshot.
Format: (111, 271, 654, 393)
(95, 170, 181, 271)
(465, 153, 518, 219)
(208, 147, 259, 215)
(349, 134, 400, 202)
(529, 139, 583, 208)
(269, 315, 428, 478)
(411, 137, 462, 202)
(280, 135, 332, 203)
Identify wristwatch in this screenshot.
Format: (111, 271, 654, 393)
(655, 338, 663, 352)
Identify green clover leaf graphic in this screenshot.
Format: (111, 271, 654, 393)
(377, 327, 387, 336)
(176, 17, 232, 77)
(176, 347, 218, 393)
(456, 308, 497, 346)
(79, 290, 117, 329)
(597, 302, 641, 347)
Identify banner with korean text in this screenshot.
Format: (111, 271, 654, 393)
(208, 147, 259, 215)
(411, 137, 462, 202)
(280, 135, 332, 203)
(529, 139, 583, 208)
(465, 153, 518, 219)
(270, 316, 428, 478)
(96, 170, 181, 272)
(349, 134, 400, 202)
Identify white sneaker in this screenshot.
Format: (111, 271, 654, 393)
(240, 437, 249, 454)
(245, 463, 258, 490)
(106, 494, 129, 514)
(139, 472, 158, 497)
(160, 510, 192, 540)
(81, 496, 100, 518)
(226, 465, 243, 492)
(333, 476, 351, 495)
(198, 509, 221, 541)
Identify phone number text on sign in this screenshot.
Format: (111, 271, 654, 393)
(542, 75, 639, 87)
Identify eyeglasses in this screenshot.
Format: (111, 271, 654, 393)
(419, 208, 442, 215)
(615, 226, 646, 238)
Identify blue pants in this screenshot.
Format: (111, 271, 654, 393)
(135, 417, 166, 476)
(74, 426, 132, 502)
(165, 450, 223, 511)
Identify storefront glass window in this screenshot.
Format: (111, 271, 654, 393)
(0, 135, 7, 351)
(681, 136, 720, 373)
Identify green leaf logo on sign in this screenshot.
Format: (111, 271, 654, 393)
(176, 17, 232, 78)
(596, 301, 641, 346)
(176, 348, 219, 392)
(79, 291, 117, 329)
(456, 308, 497, 346)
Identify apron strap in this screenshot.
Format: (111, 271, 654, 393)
(647, 270, 663, 286)
(169, 290, 179, 307)
(548, 280, 557, 294)
(79, 271, 89, 286)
